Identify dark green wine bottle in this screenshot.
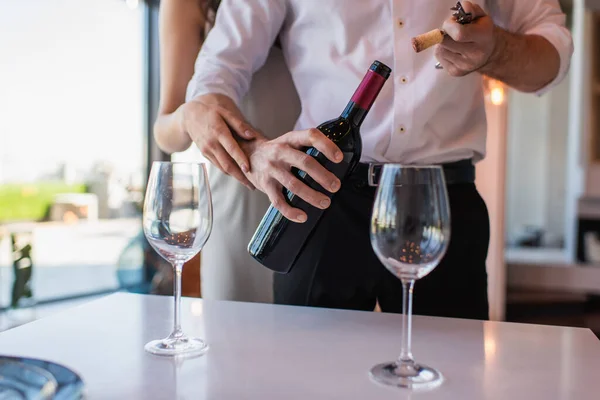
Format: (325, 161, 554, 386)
(248, 60, 392, 274)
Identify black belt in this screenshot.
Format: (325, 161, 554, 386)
(351, 159, 475, 186)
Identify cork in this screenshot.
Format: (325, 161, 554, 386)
(411, 29, 445, 53)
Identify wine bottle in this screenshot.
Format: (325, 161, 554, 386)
(248, 60, 392, 274)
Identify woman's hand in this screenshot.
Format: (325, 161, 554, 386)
(182, 94, 261, 189)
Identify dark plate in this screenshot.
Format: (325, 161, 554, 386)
(0, 356, 84, 399)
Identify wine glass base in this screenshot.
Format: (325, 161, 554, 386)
(369, 362, 443, 390)
(144, 336, 209, 358)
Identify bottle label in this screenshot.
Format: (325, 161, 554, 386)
(350, 70, 386, 109)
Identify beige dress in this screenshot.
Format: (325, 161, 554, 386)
(180, 46, 300, 303)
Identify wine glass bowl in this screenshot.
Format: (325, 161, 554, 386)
(369, 165, 450, 390)
(142, 162, 212, 357)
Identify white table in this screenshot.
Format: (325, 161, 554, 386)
(0, 293, 599, 399)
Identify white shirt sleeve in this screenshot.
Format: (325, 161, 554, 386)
(488, 0, 574, 96)
(186, 0, 287, 104)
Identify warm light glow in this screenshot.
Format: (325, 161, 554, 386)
(484, 325, 498, 364)
(483, 76, 506, 106)
(125, 0, 139, 9)
(484, 336, 497, 359)
(490, 87, 505, 106)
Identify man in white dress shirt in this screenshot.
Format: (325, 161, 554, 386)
(182, 0, 573, 319)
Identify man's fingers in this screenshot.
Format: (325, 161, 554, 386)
(442, 17, 474, 43)
(442, 18, 485, 43)
(283, 128, 343, 164)
(461, 1, 487, 19)
(265, 183, 307, 223)
(435, 47, 466, 77)
(443, 2, 490, 43)
(440, 35, 472, 53)
(272, 169, 331, 210)
(281, 147, 341, 194)
(436, 45, 465, 65)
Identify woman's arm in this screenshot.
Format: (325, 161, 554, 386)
(153, 0, 206, 154)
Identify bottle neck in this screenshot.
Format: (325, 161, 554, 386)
(341, 103, 367, 127)
(342, 69, 387, 127)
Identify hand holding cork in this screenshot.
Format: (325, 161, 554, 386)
(411, 2, 474, 54)
(412, 29, 446, 53)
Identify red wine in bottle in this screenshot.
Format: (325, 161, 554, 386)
(248, 60, 392, 274)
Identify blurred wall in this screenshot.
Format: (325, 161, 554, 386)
(505, 76, 570, 246)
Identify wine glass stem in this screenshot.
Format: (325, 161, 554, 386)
(398, 279, 415, 365)
(171, 261, 184, 339)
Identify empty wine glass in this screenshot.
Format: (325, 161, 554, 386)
(369, 164, 450, 390)
(143, 162, 212, 357)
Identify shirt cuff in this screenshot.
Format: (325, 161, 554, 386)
(524, 23, 574, 96)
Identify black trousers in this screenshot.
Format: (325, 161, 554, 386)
(273, 165, 490, 320)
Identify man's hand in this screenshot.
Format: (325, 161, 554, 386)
(242, 129, 343, 223)
(435, 1, 499, 77)
(182, 94, 261, 190)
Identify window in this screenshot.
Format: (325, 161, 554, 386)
(504, 3, 573, 255)
(0, 0, 152, 310)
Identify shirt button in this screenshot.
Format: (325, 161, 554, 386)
(397, 19, 405, 28)
(400, 76, 409, 84)
(398, 125, 406, 134)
